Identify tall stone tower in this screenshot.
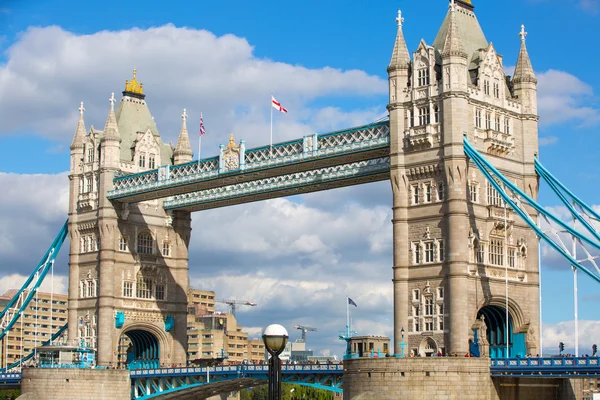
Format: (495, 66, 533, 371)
(67, 70, 193, 367)
(388, 1, 539, 357)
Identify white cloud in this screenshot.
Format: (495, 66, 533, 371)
(0, 25, 387, 151)
(579, 0, 600, 13)
(542, 320, 600, 355)
(539, 136, 558, 146)
(536, 69, 600, 127)
(0, 274, 68, 296)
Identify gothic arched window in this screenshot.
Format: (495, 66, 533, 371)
(137, 231, 154, 254)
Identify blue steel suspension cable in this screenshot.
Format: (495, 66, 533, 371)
(0, 323, 68, 372)
(464, 139, 600, 253)
(463, 138, 600, 284)
(0, 221, 68, 341)
(0, 221, 67, 322)
(535, 158, 600, 239)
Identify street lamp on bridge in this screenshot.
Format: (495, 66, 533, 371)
(263, 324, 289, 400)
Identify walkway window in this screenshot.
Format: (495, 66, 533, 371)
(412, 185, 420, 205)
(469, 184, 478, 203)
(508, 248, 516, 268)
(162, 241, 171, 257)
(123, 281, 133, 298)
(136, 278, 153, 299)
(418, 107, 430, 126)
(424, 298, 433, 316)
(487, 182, 503, 207)
(489, 239, 504, 266)
(425, 242, 434, 263)
(156, 284, 165, 301)
(417, 69, 430, 86)
(119, 235, 128, 252)
(413, 289, 420, 301)
(137, 232, 154, 255)
(437, 287, 444, 299)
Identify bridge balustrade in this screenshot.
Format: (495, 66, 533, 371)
(108, 121, 390, 202)
(490, 357, 600, 376)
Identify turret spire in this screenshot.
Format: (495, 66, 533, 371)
(70, 101, 86, 149)
(103, 92, 120, 139)
(442, 1, 467, 58)
(174, 108, 193, 164)
(388, 10, 410, 70)
(513, 24, 536, 84)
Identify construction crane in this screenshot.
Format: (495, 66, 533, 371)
(216, 299, 257, 317)
(294, 325, 317, 342)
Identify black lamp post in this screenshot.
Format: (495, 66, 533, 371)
(263, 324, 289, 400)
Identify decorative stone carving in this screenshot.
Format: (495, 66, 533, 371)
(223, 134, 241, 172)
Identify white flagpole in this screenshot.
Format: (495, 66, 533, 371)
(270, 97, 273, 159)
(346, 296, 350, 337)
(504, 199, 509, 358)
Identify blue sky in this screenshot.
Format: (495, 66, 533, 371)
(0, 0, 599, 356)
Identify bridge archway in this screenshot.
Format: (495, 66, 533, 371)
(119, 327, 162, 370)
(476, 305, 526, 359)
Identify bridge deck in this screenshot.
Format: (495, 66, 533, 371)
(108, 121, 390, 204)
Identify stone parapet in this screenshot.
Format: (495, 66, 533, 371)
(343, 357, 492, 400)
(18, 368, 130, 400)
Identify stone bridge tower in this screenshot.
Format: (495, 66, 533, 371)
(388, 1, 539, 357)
(68, 70, 193, 367)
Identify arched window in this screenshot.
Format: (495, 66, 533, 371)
(137, 232, 154, 254)
(148, 154, 156, 169)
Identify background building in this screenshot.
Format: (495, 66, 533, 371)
(0, 289, 68, 369)
(186, 288, 264, 365)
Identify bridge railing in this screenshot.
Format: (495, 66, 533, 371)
(109, 121, 390, 200)
(490, 357, 600, 376)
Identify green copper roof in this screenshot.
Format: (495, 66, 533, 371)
(432, 3, 488, 67)
(115, 95, 173, 166)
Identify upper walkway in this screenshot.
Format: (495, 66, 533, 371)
(107, 120, 390, 208)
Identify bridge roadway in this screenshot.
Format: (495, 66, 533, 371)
(3, 358, 600, 398)
(107, 121, 390, 211)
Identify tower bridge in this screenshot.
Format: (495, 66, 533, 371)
(5, 0, 600, 399)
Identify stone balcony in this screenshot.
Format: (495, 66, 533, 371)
(483, 129, 513, 155)
(404, 124, 440, 150)
(77, 191, 98, 211)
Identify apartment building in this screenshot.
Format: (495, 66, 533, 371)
(0, 289, 68, 368)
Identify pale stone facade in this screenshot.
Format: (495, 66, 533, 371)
(388, 1, 539, 356)
(67, 72, 193, 366)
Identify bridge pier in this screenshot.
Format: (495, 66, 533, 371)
(342, 358, 587, 400)
(18, 368, 130, 400)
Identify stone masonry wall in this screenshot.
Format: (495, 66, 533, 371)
(343, 357, 492, 400)
(18, 368, 130, 400)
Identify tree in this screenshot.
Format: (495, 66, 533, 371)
(240, 384, 333, 400)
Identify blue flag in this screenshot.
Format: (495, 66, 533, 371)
(348, 297, 358, 307)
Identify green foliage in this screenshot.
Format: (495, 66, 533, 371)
(0, 389, 20, 400)
(240, 383, 334, 400)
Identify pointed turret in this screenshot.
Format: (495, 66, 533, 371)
(513, 24, 536, 84)
(174, 109, 194, 165)
(103, 92, 120, 139)
(441, 1, 467, 59)
(70, 102, 86, 150)
(100, 92, 121, 170)
(388, 10, 410, 71)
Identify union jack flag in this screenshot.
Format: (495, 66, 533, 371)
(199, 115, 207, 136)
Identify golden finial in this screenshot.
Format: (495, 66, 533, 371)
(124, 68, 144, 95)
(227, 134, 236, 149)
